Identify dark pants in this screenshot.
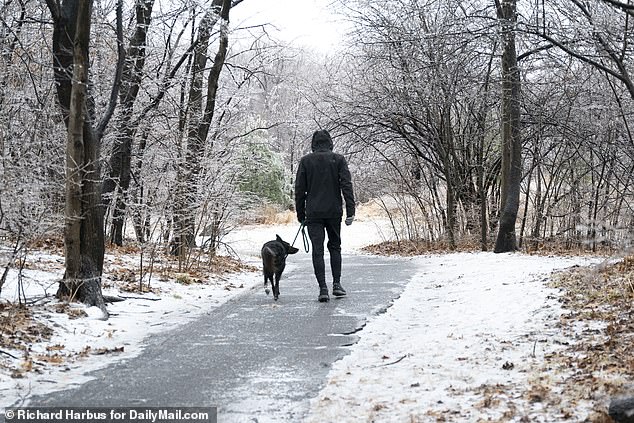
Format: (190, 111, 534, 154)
(306, 217, 342, 288)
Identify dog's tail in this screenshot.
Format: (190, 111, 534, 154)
(261, 246, 276, 272)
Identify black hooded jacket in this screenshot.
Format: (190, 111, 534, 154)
(295, 130, 355, 221)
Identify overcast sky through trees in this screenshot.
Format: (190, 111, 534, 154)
(231, 0, 348, 52)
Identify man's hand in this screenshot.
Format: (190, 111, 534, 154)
(345, 215, 354, 226)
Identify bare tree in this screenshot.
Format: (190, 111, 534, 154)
(326, 0, 502, 248)
(46, 0, 124, 316)
(527, 0, 634, 99)
(172, 0, 232, 259)
(494, 0, 522, 253)
(102, 0, 155, 246)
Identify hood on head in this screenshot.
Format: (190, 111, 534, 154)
(311, 130, 333, 152)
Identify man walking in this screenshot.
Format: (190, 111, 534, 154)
(295, 130, 355, 302)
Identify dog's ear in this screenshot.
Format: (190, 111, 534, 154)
(288, 246, 299, 255)
(276, 234, 282, 242)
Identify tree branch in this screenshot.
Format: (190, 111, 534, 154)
(537, 32, 630, 86)
(45, 0, 61, 22)
(600, 0, 634, 17)
(517, 42, 555, 62)
(96, 0, 125, 141)
(132, 40, 201, 127)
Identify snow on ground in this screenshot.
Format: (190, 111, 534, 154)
(0, 211, 608, 421)
(221, 214, 394, 258)
(303, 252, 604, 422)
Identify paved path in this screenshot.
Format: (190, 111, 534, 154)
(26, 253, 415, 422)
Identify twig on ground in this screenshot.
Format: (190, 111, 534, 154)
(23, 295, 54, 306)
(0, 349, 19, 359)
(102, 295, 126, 303)
(115, 295, 160, 301)
(374, 354, 408, 367)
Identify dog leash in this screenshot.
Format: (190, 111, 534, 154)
(291, 222, 310, 253)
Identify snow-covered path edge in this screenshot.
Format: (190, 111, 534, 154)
(304, 252, 603, 423)
(0, 267, 263, 410)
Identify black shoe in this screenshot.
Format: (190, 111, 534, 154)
(332, 282, 347, 297)
(318, 288, 330, 302)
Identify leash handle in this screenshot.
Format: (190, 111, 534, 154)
(301, 225, 310, 253)
(291, 222, 310, 253)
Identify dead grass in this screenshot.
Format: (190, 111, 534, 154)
(363, 238, 616, 257)
(240, 205, 296, 225)
(245, 198, 395, 227)
(363, 239, 481, 256)
(261, 209, 295, 225)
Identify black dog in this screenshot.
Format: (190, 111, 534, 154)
(261, 235, 299, 301)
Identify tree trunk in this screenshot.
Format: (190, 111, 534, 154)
(494, 0, 522, 253)
(102, 0, 155, 246)
(172, 0, 231, 258)
(48, 0, 108, 316)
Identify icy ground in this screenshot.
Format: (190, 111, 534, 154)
(0, 217, 605, 421)
(303, 252, 603, 422)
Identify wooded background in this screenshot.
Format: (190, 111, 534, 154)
(1, 0, 633, 309)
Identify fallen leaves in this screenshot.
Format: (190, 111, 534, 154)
(207, 255, 258, 274)
(119, 282, 158, 294)
(526, 382, 550, 404)
(28, 236, 64, 254)
(0, 303, 53, 351)
(92, 346, 124, 355)
(519, 257, 634, 417)
(35, 353, 64, 364)
(109, 268, 137, 284)
(46, 344, 64, 352)
(0, 298, 131, 381)
(363, 240, 477, 256)
(363, 238, 615, 257)
(53, 303, 87, 319)
(223, 282, 244, 291)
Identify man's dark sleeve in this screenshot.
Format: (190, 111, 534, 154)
(339, 157, 355, 218)
(295, 159, 307, 222)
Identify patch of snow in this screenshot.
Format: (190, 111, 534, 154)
(303, 252, 604, 422)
